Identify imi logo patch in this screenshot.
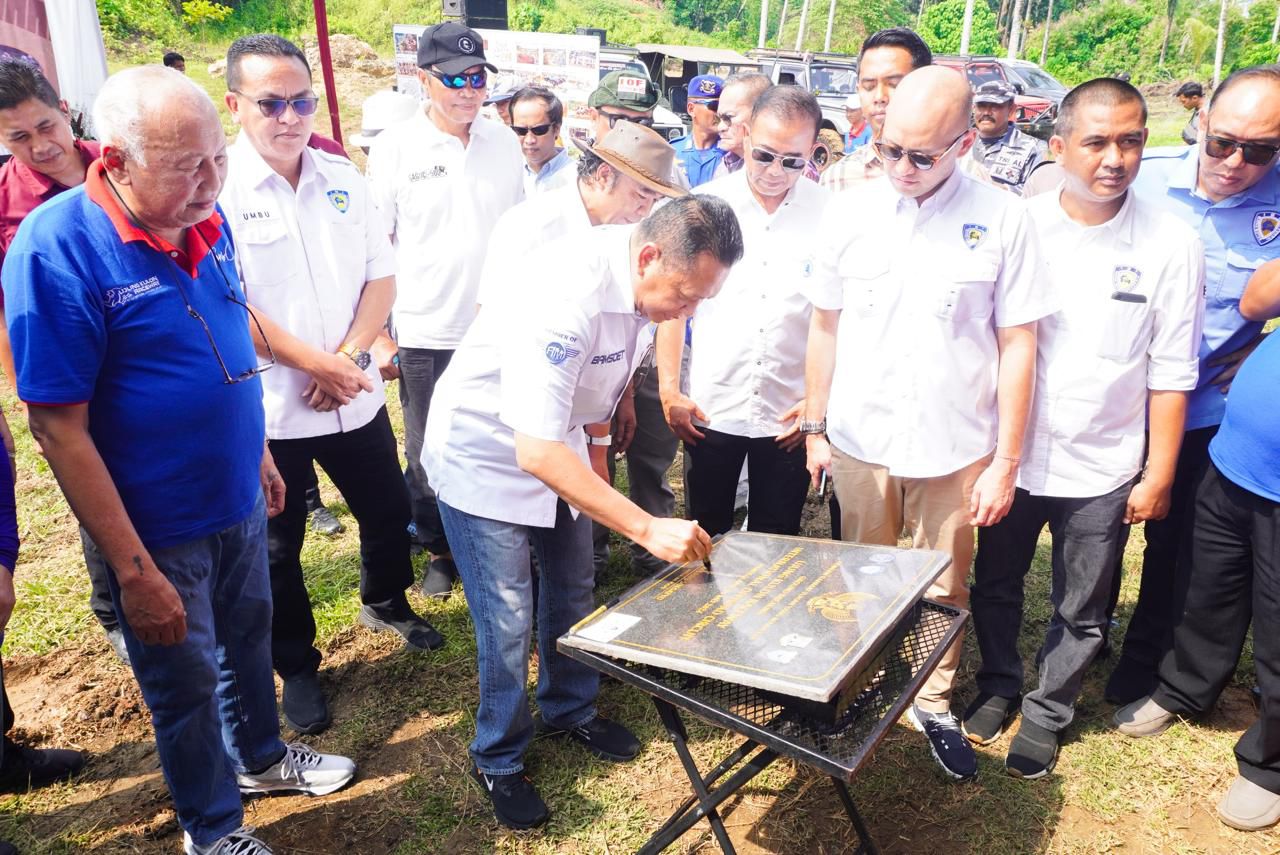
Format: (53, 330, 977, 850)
(105, 276, 162, 308)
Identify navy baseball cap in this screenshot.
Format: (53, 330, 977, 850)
(687, 74, 724, 100)
(416, 22, 497, 75)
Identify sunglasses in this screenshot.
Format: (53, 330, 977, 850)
(873, 129, 969, 171)
(429, 68, 487, 90)
(748, 147, 808, 172)
(513, 123, 554, 137)
(1203, 133, 1280, 166)
(236, 93, 319, 120)
(602, 111, 654, 129)
(690, 99, 719, 114)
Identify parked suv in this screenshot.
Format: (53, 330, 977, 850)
(749, 49, 860, 170)
(933, 55, 1061, 122)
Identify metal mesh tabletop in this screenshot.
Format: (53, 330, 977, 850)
(561, 600, 967, 781)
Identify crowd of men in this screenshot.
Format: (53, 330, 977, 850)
(0, 17, 1277, 854)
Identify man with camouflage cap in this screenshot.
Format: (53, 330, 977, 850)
(970, 80, 1047, 195)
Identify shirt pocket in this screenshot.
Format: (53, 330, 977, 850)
(839, 254, 891, 318)
(936, 257, 998, 322)
(1097, 294, 1152, 362)
(1217, 244, 1268, 304)
(231, 219, 298, 294)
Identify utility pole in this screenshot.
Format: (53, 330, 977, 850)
(794, 0, 812, 51)
(759, 0, 770, 48)
(918, 0, 927, 28)
(960, 0, 975, 53)
(824, 0, 837, 51)
(1007, 0, 1024, 58)
(1040, 0, 1053, 65)
(1213, 0, 1227, 86)
(1272, 0, 1279, 43)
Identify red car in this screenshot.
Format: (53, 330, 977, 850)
(933, 55, 1055, 121)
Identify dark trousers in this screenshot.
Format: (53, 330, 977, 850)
(399, 346, 453, 556)
(1113, 426, 1218, 672)
(84, 528, 117, 632)
(972, 481, 1132, 731)
(266, 407, 413, 678)
(685, 428, 810, 538)
(1154, 463, 1280, 792)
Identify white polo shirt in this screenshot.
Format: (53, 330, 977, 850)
(366, 108, 524, 350)
(1019, 188, 1204, 498)
(423, 226, 647, 527)
(806, 170, 1056, 478)
(476, 181, 591, 308)
(220, 134, 395, 441)
(689, 170, 830, 438)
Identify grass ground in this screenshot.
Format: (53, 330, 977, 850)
(0, 378, 1276, 854)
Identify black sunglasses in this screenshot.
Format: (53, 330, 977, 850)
(512, 123, 554, 137)
(602, 111, 654, 129)
(873, 129, 969, 171)
(748, 147, 807, 172)
(689, 99, 719, 114)
(429, 68, 487, 90)
(233, 92, 319, 120)
(1204, 133, 1280, 166)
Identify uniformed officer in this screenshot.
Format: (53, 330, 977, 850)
(658, 85, 830, 538)
(1105, 64, 1280, 705)
(671, 74, 726, 187)
(965, 79, 1204, 779)
(804, 67, 1054, 782)
(219, 34, 443, 735)
(969, 80, 1047, 196)
(422, 196, 743, 830)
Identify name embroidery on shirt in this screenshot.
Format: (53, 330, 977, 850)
(105, 276, 162, 308)
(590, 350, 626, 365)
(545, 341, 582, 365)
(1253, 211, 1280, 246)
(240, 210, 274, 221)
(962, 223, 988, 250)
(409, 165, 449, 182)
(326, 189, 350, 213)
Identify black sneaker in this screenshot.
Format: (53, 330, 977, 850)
(470, 766, 549, 830)
(536, 714, 640, 762)
(0, 741, 86, 793)
(907, 705, 978, 782)
(282, 672, 331, 735)
(1005, 719, 1060, 779)
(421, 556, 456, 600)
(961, 692, 1019, 746)
(359, 603, 444, 651)
(308, 507, 345, 537)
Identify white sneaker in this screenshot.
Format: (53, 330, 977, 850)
(236, 741, 355, 797)
(184, 826, 272, 854)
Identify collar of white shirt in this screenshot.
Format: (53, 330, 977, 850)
(231, 130, 332, 192)
(893, 164, 965, 219)
(1045, 184, 1138, 245)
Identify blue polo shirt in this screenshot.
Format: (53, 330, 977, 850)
(1209, 328, 1280, 502)
(1131, 146, 1280, 430)
(0, 164, 266, 550)
(672, 134, 726, 188)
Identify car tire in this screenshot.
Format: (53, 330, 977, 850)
(813, 128, 846, 172)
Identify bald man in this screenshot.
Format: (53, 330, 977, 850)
(803, 67, 1055, 781)
(3, 66, 354, 855)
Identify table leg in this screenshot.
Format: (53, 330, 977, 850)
(830, 778, 879, 855)
(639, 698, 779, 855)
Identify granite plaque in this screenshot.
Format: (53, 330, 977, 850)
(562, 531, 951, 704)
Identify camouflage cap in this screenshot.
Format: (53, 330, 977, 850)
(589, 70, 660, 111)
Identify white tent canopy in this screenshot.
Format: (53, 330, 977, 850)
(44, 0, 109, 135)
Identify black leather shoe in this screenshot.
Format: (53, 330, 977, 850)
(420, 556, 456, 600)
(537, 714, 640, 762)
(308, 507, 345, 537)
(359, 603, 444, 651)
(282, 672, 331, 734)
(0, 741, 86, 793)
(470, 765, 549, 829)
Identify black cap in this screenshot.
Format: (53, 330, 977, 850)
(416, 22, 497, 75)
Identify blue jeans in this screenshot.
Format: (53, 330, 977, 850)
(440, 498, 599, 775)
(106, 495, 286, 846)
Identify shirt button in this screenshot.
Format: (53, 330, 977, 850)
(169, 251, 178, 257)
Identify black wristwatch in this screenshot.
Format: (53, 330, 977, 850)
(340, 344, 372, 371)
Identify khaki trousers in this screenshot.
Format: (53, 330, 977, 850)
(830, 444, 989, 713)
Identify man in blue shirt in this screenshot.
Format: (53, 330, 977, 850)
(671, 75, 725, 187)
(1, 66, 353, 855)
(1106, 65, 1280, 705)
(1114, 272, 1280, 831)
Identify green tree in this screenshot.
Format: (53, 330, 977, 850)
(920, 0, 1000, 54)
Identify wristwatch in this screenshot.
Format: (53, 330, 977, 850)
(798, 419, 827, 435)
(586, 434, 613, 447)
(339, 344, 372, 371)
